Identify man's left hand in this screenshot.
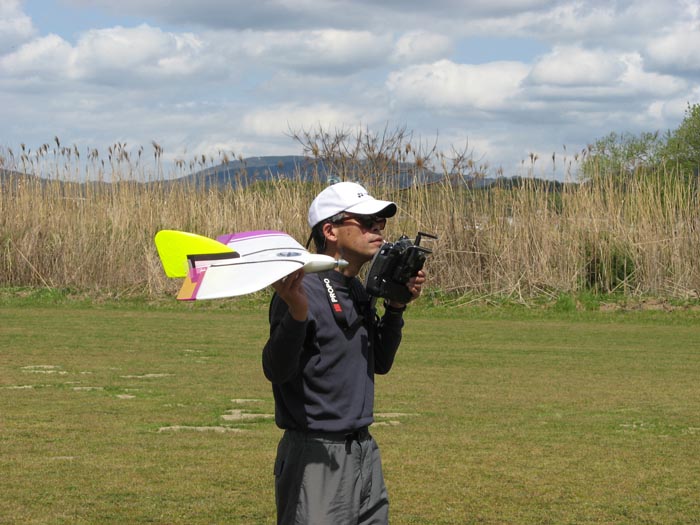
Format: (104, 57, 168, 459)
(387, 270, 426, 309)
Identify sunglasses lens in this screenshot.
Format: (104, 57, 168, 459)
(335, 214, 386, 229)
(364, 215, 386, 229)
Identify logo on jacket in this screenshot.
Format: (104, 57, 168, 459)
(323, 278, 343, 312)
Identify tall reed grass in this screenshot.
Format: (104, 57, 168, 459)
(1, 133, 698, 303)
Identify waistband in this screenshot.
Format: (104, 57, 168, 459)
(284, 426, 371, 443)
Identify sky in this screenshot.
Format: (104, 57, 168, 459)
(1, 0, 699, 180)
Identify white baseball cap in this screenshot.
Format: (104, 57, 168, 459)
(308, 182, 397, 228)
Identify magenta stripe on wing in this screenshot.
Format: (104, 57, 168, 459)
(216, 230, 285, 244)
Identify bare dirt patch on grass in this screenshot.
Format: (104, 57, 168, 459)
(158, 425, 245, 434)
(373, 412, 416, 427)
(221, 409, 273, 421)
(120, 373, 173, 379)
(21, 365, 67, 375)
(156, 398, 273, 434)
(599, 298, 700, 312)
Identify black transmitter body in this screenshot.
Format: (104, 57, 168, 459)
(365, 232, 437, 304)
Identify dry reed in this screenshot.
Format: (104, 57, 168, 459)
(1, 135, 698, 302)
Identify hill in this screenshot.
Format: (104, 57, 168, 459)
(180, 155, 497, 190)
(2, 157, 550, 190)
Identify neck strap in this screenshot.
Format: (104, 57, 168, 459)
(319, 273, 348, 329)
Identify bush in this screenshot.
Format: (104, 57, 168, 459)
(583, 234, 636, 293)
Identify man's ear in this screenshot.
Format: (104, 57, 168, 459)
(322, 222, 338, 244)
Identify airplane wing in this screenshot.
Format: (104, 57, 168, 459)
(154, 230, 237, 278)
(176, 258, 305, 300)
(155, 229, 346, 301)
(216, 230, 306, 257)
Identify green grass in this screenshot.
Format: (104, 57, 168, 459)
(1, 299, 699, 524)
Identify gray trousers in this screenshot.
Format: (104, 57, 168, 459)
(273, 428, 389, 525)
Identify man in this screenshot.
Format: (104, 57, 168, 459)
(262, 181, 425, 524)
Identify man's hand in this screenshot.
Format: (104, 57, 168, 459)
(386, 269, 426, 310)
(272, 269, 308, 321)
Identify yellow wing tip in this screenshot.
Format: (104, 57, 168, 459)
(154, 230, 235, 278)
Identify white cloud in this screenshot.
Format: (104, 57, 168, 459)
(391, 31, 452, 65)
(0, 0, 35, 50)
(4, 0, 700, 180)
(387, 59, 530, 112)
(525, 47, 686, 105)
(237, 29, 392, 75)
(0, 24, 220, 88)
(646, 24, 700, 73)
(619, 53, 687, 97)
(0, 34, 72, 81)
(65, 0, 368, 31)
(241, 103, 376, 137)
(65, 0, 554, 30)
(459, 1, 683, 52)
(647, 85, 700, 122)
(538, 2, 629, 40)
(529, 46, 624, 86)
(73, 25, 208, 82)
(455, 1, 618, 42)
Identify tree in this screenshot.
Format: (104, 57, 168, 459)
(661, 103, 700, 181)
(580, 130, 663, 181)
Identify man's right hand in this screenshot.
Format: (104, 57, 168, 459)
(272, 269, 308, 321)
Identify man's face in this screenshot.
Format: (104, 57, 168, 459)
(330, 214, 387, 265)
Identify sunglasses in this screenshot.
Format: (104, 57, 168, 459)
(332, 214, 387, 230)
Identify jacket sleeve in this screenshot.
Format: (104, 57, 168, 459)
(373, 307, 404, 375)
(262, 293, 309, 384)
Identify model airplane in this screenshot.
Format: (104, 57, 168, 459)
(154, 229, 348, 301)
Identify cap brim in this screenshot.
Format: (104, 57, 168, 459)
(345, 200, 397, 218)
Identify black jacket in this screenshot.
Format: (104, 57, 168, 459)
(262, 270, 404, 432)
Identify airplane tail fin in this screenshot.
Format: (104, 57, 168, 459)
(176, 274, 199, 301)
(154, 230, 236, 278)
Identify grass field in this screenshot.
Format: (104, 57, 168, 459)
(1, 299, 700, 524)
